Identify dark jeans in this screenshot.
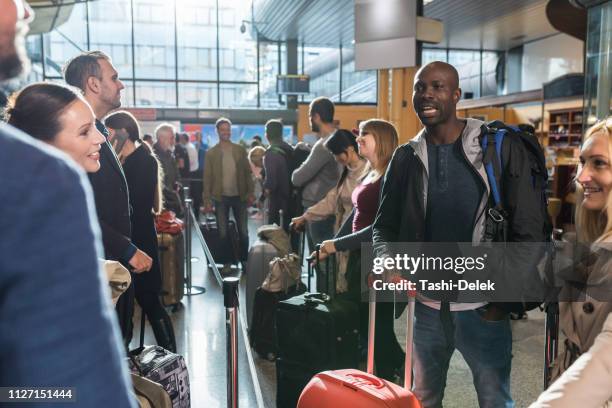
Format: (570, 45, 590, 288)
(190, 172, 203, 219)
(214, 196, 249, 262)
(267, 195, 289, 231)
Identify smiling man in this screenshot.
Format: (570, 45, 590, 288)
(373, 61, 515, 408)
(64, 51, 153, 346)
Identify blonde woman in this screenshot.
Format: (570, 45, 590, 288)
(314, 119, 401, 381)
(551, 118, 612, 388)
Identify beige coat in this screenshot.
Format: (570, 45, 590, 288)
(304, 158, 367, 292)
(530, 312, 612, 408)
(202, 142, 254, 205)
(551, 240, 612, 385)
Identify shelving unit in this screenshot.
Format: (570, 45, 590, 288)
(548, 108, 584, 147)
(543, 107, 583, 230)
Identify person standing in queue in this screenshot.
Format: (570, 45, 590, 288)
(105, 110, 177, 352)
(64, 51, 152, 346)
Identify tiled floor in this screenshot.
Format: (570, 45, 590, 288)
(130, 221, 260, 408)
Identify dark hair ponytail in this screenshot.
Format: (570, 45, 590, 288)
(104, 110, 142, 143)
(324, 128, 357, 155)
(6, 82, 80, 142)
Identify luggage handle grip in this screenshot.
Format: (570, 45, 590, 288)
(304, 293, 330, 304)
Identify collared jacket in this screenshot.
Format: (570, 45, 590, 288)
(373, 118, 547, 254)
(372, 118, 490, 255)
(202, 142, 254, 204)
(531, 311, 612, 408)
(551, 240, 612, 388)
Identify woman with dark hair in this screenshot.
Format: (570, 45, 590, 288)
(105, 110, 176, 352)
(312, 119, 403, 382)
(5, 82, 105, 173)
(291, 129, 367, 292)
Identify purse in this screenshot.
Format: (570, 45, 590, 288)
(262, 253, 302, 293)
(101, 260, 131, 306)
(155, 210, 184, 235)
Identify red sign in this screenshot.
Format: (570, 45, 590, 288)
(126, 108, 157, 121)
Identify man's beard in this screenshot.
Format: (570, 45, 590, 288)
(0, 28, 30, 81)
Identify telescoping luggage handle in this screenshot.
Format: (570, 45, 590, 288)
(367, 282, 417, 390)
(223, 277, 240, 408)
(305, 244, 337, 298)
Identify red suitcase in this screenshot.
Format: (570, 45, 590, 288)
(297, 286, 422, 408)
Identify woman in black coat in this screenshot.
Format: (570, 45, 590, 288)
(105, 111, 176, 352)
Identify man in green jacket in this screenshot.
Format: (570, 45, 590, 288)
(203, 117, 254, 272)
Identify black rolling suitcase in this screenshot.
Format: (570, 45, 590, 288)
(275, 247, 360, 408)
(199, 215, 239, 265)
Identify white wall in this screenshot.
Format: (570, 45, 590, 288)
(521, 33, 584, 91)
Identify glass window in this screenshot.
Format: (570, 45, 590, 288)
(177, 0, 217, 81)
(42, 3, 88, 78)
(178, 82, 217, 108)
(341, 45, 377, 103)
(303, 46, 340, 102)
(122, 81, 136, 107)
(135, 81, 176, 107)
(218, 0, 257, 82)
(88, 0, 133, 80)
(481, 51, 501, 97)
(220, 83, 257, 108)
(259, 41, 282, 108)
(219, 8, 235, 27)
(422, 48, 447, 65)
(133, 0, 175, 79)
(449, 50, 481, 98)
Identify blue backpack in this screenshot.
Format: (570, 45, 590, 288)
(480, 121, 551, 243)
(479, 121, 553, 314)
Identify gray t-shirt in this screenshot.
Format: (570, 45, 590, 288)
(221, 145, 238, 197)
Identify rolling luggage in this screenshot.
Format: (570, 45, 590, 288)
(199, 215, 239, 265)
(297, 287, 422, 408)
(130, 314, 190, 408)
(275, 248, 360, 408)
(246, 211, 292, 325)
(245, 239, 277, 324)
(250, 253, 306, 359)
(157, 232, 184, 307)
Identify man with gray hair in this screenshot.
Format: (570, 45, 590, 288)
(64, 50, 152, 345)
(154, 123, 183, 216)
(0, 2, 135, 405)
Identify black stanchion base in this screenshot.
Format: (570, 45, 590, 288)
(184, 285, 206, 296)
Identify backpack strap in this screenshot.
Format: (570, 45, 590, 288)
(481, 128, 506, 208)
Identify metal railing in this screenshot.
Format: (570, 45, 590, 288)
(183, 186, 205, 296)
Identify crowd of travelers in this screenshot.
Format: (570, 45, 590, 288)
(1, 1, 611, 407)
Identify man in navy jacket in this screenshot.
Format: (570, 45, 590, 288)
(0, 1, 135, 405)
(64, 50, 152, 344)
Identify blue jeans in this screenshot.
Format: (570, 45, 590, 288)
(413, 302, 513, 408)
